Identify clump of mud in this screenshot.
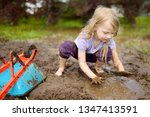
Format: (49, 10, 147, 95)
(1, 39, 150, 100)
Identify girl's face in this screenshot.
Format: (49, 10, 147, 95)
(95, 21, 116, 43)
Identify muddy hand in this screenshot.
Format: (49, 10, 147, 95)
(114, 71, 133, 76)
(91, 76, 105, 85)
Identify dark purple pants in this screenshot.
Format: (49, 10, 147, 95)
(59, 41, 112, 63)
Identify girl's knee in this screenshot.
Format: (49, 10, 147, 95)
(59, 41, 77, 58)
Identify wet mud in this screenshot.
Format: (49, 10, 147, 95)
(0, 38, 150, 100)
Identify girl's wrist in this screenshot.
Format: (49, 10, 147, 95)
(118, 67, 125, 71)
(90, 75, 97, 79)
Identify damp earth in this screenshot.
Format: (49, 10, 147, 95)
(1, 38, 150, 100)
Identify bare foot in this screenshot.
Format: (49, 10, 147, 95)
(55, 69, 64, 76)
(95, 61, 104, 74)
(95, 67, 104, 74)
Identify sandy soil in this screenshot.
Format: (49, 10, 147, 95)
(0, 37, 150, 100)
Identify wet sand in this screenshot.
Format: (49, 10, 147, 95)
(0, 38, 150, 100)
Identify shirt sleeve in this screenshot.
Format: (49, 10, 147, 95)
(109, 38, 116, 49)
(74, 37, 87, 51)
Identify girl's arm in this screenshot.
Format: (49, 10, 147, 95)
(78, 50, 97, 79)
(112, 48, 125, 71)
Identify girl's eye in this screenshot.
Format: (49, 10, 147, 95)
(103, 32, 108, 34)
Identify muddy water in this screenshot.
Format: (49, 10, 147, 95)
(116, 77, 145, 96)
(85, 76, 144, 99)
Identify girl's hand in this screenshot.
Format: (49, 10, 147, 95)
(91, 76, 105, 85)
(112, 71, 133, 76)
(117, 71, 133, 76)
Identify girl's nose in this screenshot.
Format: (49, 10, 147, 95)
(107, 34, 113, 39)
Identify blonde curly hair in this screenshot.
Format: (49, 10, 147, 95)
(79, 6, 119, 39)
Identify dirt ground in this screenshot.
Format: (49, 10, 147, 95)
(0, 37, 150, 100)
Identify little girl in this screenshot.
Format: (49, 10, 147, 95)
(55, 6, 126, 84)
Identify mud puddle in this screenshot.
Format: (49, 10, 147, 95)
(0, 39, 150, 100)
(85, 76, 144, 99)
